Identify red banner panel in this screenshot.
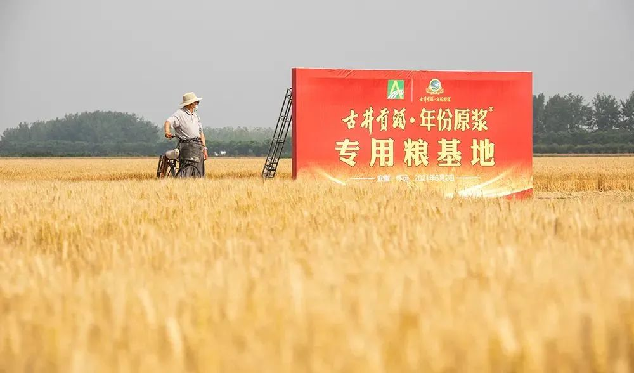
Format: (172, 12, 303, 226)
(292, 68, 533, 199)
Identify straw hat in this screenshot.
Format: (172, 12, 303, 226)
(180, 92, 202, 108)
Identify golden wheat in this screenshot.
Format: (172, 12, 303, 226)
(534, 157, 634, 192)
(2, 156, 634, 192)
(1, 157, 633, 372)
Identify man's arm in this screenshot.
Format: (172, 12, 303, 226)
(164, 121, 173, 138)
(200, 130, 208, 160)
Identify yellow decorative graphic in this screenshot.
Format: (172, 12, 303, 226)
(342, 110, 357, 129)
(471, 139, 496, 166)
(370, 138, 394, 167)
(360, 107, 374, 135)
(376, 108, 390, 132)
(454, 109, 470, 131)
(437, 109, 453, 132)
(404, 139, 429, 167)
(419, 109, 436, 131)
(471, 108, 490, 131)
(437, 138, 462, 167)
(392, 108, 407, 130)
(335, 139, 360, 167)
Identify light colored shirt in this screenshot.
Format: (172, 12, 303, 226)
(166, 108, 203, 140)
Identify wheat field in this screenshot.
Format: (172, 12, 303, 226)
(1, 157, 634, 372)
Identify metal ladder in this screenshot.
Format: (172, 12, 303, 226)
(262, 88, 292, 179)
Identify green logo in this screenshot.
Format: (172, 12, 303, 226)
(387, 80, 404, 100)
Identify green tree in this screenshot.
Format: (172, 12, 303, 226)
(592, 93, 621, 131)
(203, 126, 277, 142)
(0, 111, 158, 144)
(543, 94, 591, 132)
(621, 91, 634, 130)
(533, 93, 546, 133)
(0, 111, 292, 157)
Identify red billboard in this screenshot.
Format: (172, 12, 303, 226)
(291, 68, 533, 199)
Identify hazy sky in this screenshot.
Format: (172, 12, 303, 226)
(1, 0, 633, 131)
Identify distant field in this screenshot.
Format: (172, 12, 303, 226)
(1, 157, 634, 372)
(2, 156, 634, 192)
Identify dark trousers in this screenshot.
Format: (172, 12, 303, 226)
(178, 139, 205, 177)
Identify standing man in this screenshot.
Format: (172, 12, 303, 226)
(164, 92, 208, 177)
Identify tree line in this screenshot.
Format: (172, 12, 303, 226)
(0, 111, 290, 157)
(533, 91, 634, 153)
(0, 90, 633, 157)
